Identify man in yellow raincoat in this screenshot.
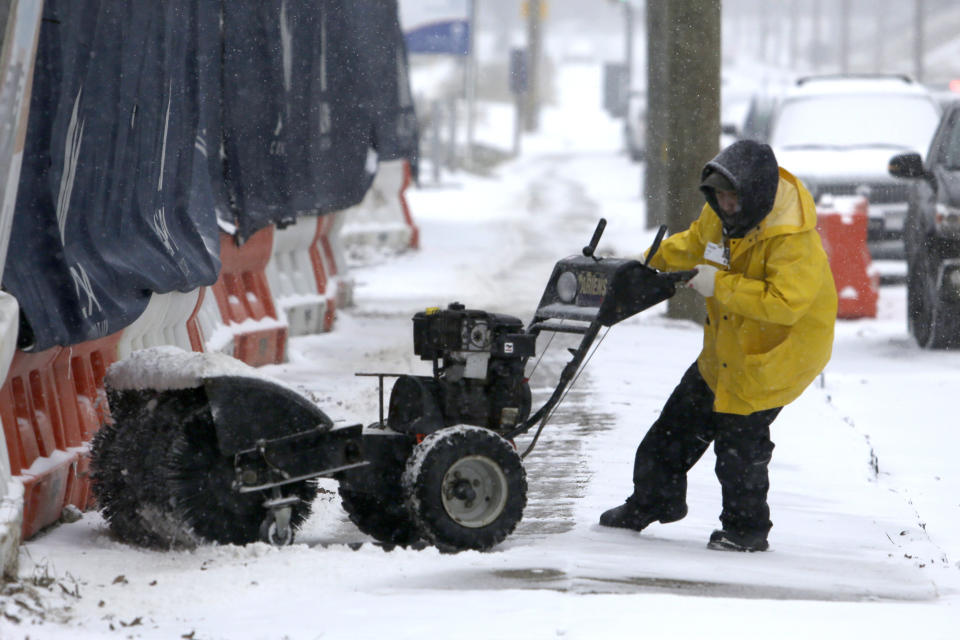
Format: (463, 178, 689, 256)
(599, 139, 838, 551)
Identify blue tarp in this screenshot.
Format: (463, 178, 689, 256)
(221, 0, 376, 242)
(4, 0, 223, 351)
(346, 0, 419, 166)
(3, 0, 419, 352)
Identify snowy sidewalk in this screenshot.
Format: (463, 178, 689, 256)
(4, 61, 958, 640)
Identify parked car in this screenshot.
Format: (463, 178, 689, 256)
(889, 100, 960, 348)
(737, 93, 779, 143)
(624, 89, 645, 162)
(769, 75, 941, 260)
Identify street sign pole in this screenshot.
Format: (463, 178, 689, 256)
(464, 0, 477, 168)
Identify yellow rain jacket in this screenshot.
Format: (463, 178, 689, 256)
(647, 168, 838, 415)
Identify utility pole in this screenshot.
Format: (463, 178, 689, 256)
(913, 0, 925, 82)
(874, 0, 886, 72)
(523, 0, 542, 132)
(789, 0, 800, 70)
(758, 0, 768, 63)
(623, 0, 633, 96)
(623, 1, 634, 101)
(464, 0, 477, 168)
(811, 0, 821, 70)
(645, 0, 721, 321)
(839, 0, 850, 74)
(644, 0, 668, 230)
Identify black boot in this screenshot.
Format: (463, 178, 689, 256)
(707, 529, 769, 552)
(599, 499, 687, 532)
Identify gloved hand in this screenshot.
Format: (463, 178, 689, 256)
(687, 264, 718, 298)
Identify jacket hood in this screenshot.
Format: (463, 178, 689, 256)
(700, 140, 780, 238)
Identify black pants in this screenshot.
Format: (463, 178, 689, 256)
(632, 363, 780, 536)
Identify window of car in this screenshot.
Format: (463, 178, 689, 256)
(770, 93, 940, 153)
(937, 110, 960, 170)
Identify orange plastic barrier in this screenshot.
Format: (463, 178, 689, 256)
(816, 197, 879, 319)
(313, 214, 340, 332)
(185, 288, 206, 353)
(0, 334, 120, 539)
(209, 227, 288, 367)
(400, 160, 420, 250)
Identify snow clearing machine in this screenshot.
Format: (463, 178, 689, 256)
(91, 219, 693, 552)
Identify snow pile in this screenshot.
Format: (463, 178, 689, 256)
(105, 346, 301, 399)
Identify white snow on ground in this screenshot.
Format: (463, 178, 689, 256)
(2, 61, 958, 640)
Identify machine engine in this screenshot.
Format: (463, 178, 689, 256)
(387, 303, 536, 434)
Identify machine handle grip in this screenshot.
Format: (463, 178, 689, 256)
(658, 269, 698, 284)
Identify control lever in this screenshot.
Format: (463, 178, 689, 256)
(582, 218, 607, 259)
(644, 224, 668, 267)
(642, 225, 697, 284)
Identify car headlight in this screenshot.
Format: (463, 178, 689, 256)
(934, 202, 960, 237)
(556, 271, 578, 303)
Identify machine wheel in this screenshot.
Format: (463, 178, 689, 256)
(259, 511, 294, 546)
(338, 487, 421, 547)
(402, 426, 526, 552)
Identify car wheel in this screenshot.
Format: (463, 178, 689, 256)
(909, 256, 960, 349)
(926, 291, 960, 349)
(925, 298, 960, 349)
(907, 258, 933, 347)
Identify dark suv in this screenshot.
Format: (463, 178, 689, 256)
(889, 100, 960, 348)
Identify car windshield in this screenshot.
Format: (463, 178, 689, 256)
(770, 94, 940, 152)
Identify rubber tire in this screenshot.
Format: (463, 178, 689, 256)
(403, 426, 526, 552)
(908, 256, 960, 349)
(907, 259, 930, 346)
(338, 487, 421, 547)
(925, 298, 960, 349)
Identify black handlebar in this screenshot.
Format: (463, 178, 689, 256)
(659, 269, 698, 284)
